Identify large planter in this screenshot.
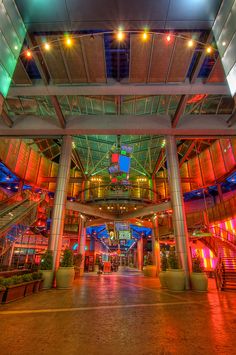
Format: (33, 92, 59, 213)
(166, 269, 185, 292)
(143, 265, 157, 277)
(0, 288, 6, 303)
(190, 272, 208, 292)
(159, 271, 168, 288)
(56, 267, 75, 289)
(2, 284, 26, 303)
(34, 279, 43, 293)
(24, 281, 35, 296)
(94, 264, 99, 273)
(41, 270, 54, 289)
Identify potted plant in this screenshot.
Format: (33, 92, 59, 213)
(23, 273, 35, 296)
(166, 248, 185, 291)
(40, 250, 54, 289)
(143, 252, 156, 277)
(56, 248, 75, 289)
(1, 275, 26, 303)
(0, 278, 6, 303)
(190, 254, 208, 292)
(32, 271, 43, 293)
(73, 253, 83, 278)
(159, 250, 168, 288)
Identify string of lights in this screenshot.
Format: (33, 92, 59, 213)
(21, 29, 218, 59)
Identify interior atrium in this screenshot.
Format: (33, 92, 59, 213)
(0, 1, 236, 354)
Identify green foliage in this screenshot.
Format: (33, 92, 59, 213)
(168, 249, 180, 269)
(40, 250, 53, 270)
(192, 254, 204, 273)
(161, 251, 168, 271)
(61, 249, 73, 267)
(11, 275, 23, 285)
(73, 253, 83, 267)
(22, 273, 33, 282)
(32, 271, 43, 280)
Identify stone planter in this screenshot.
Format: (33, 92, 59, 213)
(33, 279, 43, 293)
(143, 265, 157, 277)
(190, 272, 208, 292)
(2, 284, 26, 303)
(41, 270, 54, 289)
(0, 288, 6, 303)
(166, 269, 185, 291)
(24, 281, 35, 296)
(159, 271, 168, 288)
(56, 267, 75, 289)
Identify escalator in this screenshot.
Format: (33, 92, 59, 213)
(0, 192, 44, 237)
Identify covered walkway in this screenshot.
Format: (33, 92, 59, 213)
(0, 273, 235, 355)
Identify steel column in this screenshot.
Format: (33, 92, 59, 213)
(152, 217, 161, 275)
(48, 135, 72, 272)
(166, 136, 191, 289)
(79, 221, 86, 276)
(137, 237, 143, 271)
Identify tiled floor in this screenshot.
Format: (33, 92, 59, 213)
(0, 270, 236, 355)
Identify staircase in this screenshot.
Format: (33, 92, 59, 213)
(220, 256, 236, 291)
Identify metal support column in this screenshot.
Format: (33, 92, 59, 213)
(79, 221, 86, 276)
(137, 237, 143, 271)
(166, 136, 191, 289)
(152, 217, 161, 276)
(48, 136, 72, 273)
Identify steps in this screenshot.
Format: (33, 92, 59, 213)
(221, 257, 236, 291)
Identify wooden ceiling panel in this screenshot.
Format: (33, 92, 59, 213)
(36, 35, 69, 84)
(167, 36, 196, 82)
(80, 35, 106, 83)
(63, 40, 87, 83)
(12, 59, 32, 85)
(148, 36, 174, 83)
(207, 57, 226, 83)
(129, 34, 153, 83)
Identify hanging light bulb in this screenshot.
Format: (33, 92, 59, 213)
(188, 39, 194, 48)
(117, 30, 124, 42)
(44, 42, 50, 51)
(166, 34, 171, 42)
(142, 31, 148, 41)
(206, 46, 212, 54)
(26, 49, 32, 58)
(65, 36, 72, 47)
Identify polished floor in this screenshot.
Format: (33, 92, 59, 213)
(0, 269, 236, 355)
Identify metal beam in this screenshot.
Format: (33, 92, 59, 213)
(190, 32, 213, 84)
(152, 148, 165, 177)
(50, 96, 66, 129)
(179, 141, 196, 167)
(8, 83, 229, 97)
(121, 201, 172, 219)
(227, 107, 236, 127)
(71, 149, 86, 179)
(0, 114, 235, 136)
(171, 95, 188, 128)
(0, 109, 13, 128)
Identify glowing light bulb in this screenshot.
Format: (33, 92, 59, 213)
(222, 41, 226, 46)
(26, 50, 32, 58)
(44, 42, 50, 51)
(14, 45, 18, 51)
(188, 39, 194, 47)
(142, 31, 148, 41)
(65, 37, 72, 46)
(166, 34, 171, 42)
(206, 46, 212, 54)
(117, 30, 124, 42)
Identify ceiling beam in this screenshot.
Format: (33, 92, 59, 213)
(179, 141, 196, 167)
(190, 32, 213, 84)
(152, 148, 165, 177)
(71, 149, 86, 180)
(0, 109, 13, 128)
(0, 114, 234, 136)
(171, 95, 188, 128)
(50, 96, 66, 129)
(227, 106, 236, 127)
(66, 201, 114, 220)
(8, 82, 229, 97)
